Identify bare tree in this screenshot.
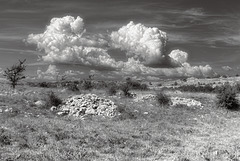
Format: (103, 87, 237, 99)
(3, 59, 26, 89)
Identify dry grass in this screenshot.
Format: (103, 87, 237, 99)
(0, 82, 240, 160)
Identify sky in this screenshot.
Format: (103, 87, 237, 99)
(0, 0, 240, 80)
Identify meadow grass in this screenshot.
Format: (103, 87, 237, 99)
(0, 82, 240, 160)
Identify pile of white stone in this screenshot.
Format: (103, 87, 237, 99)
(57, 94, 118, 117)
(133, 94, 156, 102)
(133, 93, 203, 108)
(170, 97, 203, 107)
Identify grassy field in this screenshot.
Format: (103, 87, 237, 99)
(0, 81, 240, 161)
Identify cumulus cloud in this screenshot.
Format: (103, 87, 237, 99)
(169, 49, 188, 65)
(37, 64, 59, 80)
(110, 22, 215, 77)
(64, 70, 85, 76)
(119, 58, 214, 77)
(110, 21, 194, 68)
(28, 16, 215, 78)
(222, 66, 232, 71)
(111, 21, 168, 67)
(27, 16, 119, 69)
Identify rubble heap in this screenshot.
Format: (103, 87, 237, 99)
(134, 94, 156, 102)
(170, 97, 203, 107)
(133, 93, 203, 108)
(58, 94, 118, 117)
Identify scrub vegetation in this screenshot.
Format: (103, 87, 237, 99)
(0, 72, 240, 161)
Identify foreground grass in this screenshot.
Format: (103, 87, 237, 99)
(0, 84, 240, 160)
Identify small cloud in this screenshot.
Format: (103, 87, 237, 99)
(222, 66, 232, 71)
(37, 65, 59, 80)
(146, 76, 160, 81)
(64, 70, 85, 76)
(184, 8, 205, 16)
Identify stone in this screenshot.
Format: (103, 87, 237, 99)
(35, 100, 46, 107)
(57, 111, 66, 115)
(50, 106, 57, 111)
(58, 94, 118, 118)
(170, 97, 202, 107)
(85, 108, 96, 115)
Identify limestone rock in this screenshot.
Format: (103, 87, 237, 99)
(170, 97, 202, 107)
(35, 100, 46, 107)
(59, 94, 118, 118)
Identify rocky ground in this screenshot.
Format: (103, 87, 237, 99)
(0, 79, 240, 160)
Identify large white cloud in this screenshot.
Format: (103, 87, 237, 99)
(111, 21, 168, 67)
(119, 58, 214, 77)
(110, 22, 215, 77)
(27, 16, 215, 78)
(27, 16, 119, 69)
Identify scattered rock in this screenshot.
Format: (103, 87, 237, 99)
(133, 94, 156, 102)
(170, 97, 202, 107)
(50, 106, 57, 111)
(58, 94, 118, 118)
(5, 108, 12, 112)
(35, 100, 46, 107)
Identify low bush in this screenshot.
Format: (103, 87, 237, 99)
(126, 79, 148, 90)
(107, 86, 118, 96)
(115, 105, 137, 120)
(45, 91, 62, 108)
(216, 84, 239, 110)
(175, 84, 216, 93)
(82, 80, 93, 90)
(38, 82, 49, 88)
(120, 83, 132, 97)
(66, 82, 79, 92)
(0, 129, 12, 146)
(156, 92, 171, 106)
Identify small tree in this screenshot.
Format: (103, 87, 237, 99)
(3, 59, 26, 89)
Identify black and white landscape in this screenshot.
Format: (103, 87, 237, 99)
(0, 0, 240, 160)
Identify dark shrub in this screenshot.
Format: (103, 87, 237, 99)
(115, 105, 137, 120)
(108, 86, 118, 96)
(156, 92, 171, 106)
(216, 84, 239, 110)
(45, 91, 62, 108)
(157, 83, 162, 86)
(39, 82, 49, 88)
(125, 78, 148, 90)
(0, 129, 11, 146)
(82, 80, 93, 90)
(120, 83, 132, 97)
(139, 83, 148, 90)
(94, 81, 108, 89)
(176, 84, 216, 93)
(67, 83, 79, 92)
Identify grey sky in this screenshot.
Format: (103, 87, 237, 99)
(0, 0, 240, 76)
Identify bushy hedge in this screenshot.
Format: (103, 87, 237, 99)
(175, 84, 216, 93)
(45, 91, 62, 108)
(156, 92, 171, 106)
(216, 84, 239, 110)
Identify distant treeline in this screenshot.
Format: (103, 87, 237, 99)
(170, 84, 240, 93)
